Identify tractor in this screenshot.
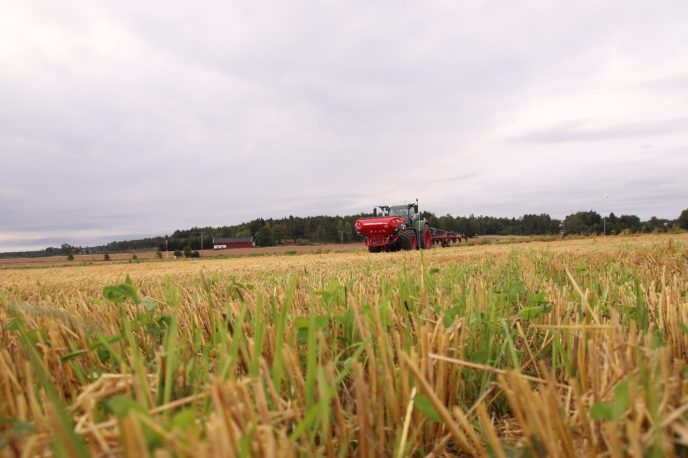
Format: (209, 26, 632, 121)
(354, 200, 465, 253)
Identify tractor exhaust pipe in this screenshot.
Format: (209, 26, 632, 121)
(416, 198, 420, 250)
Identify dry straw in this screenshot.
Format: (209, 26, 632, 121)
(0, 234, 687, 456)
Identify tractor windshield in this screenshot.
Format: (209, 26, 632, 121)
(388, 206, 410, 219)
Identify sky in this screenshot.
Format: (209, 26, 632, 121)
(1, 0, 687, 252)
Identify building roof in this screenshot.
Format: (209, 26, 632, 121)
(213, 237, 253, 244)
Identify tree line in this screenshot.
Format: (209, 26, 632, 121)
(2, 209, 687, 258)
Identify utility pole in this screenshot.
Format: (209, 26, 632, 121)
(603, 193, 608, 236)
(165, 238, 168, 259)
(200, 233, 204, 253)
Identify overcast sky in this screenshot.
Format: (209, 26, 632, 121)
(1, 0, 687, 251)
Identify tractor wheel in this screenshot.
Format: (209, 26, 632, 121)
(421, 224, 432, 249)
(368, 245, 383, 253)
(398, 229, 417, 250)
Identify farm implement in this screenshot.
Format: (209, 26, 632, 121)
(354, 200, 466, 252)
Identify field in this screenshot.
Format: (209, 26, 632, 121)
(1, 234, 688, 457)
(0, 243, 365, 269)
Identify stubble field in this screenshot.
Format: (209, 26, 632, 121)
(1, 234, 688, 457)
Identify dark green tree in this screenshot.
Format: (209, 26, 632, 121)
(235, 227, 252, 238)
(61, 243, 74, 256)
(606, 213, 619, 234)
(618, 215, 642, 233)
(336, 220, 354, 242)
(438, 214, 458, 232)
(677, 209, 688, 230)
(272, 224, 288, 244)
(564, 211, 602, 234)
(255, 225, 274, 247)
(643, 217, 671, 233)
(563, 214, 587, 234)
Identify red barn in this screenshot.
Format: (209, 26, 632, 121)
(212, 237, 255, 249)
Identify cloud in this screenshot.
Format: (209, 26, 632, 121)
(511, 117, 688, 144)
(636, 73, 688, 92)
(425, 172, 482, 184)
(1, 0, 688, 252)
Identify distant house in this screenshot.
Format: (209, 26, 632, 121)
(212, 237, 255, 249)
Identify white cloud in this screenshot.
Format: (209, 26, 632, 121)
(1, 0, 687, 251)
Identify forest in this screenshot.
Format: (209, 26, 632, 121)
(2, 209, 686, 258)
